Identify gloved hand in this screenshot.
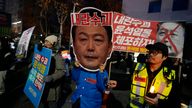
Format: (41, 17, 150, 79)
(44, 75, 53, 82)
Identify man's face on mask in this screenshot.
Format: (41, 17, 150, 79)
(73, 25, 112, 70)
(157, 22, 184, 57)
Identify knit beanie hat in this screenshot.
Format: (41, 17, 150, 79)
(45, 35, 58, 46)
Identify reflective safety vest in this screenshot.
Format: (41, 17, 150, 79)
(130, 63, 175, 108)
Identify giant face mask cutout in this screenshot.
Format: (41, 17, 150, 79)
(70, 7, 113, 72)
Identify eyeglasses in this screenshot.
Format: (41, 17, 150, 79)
(147, 50, 162, 56)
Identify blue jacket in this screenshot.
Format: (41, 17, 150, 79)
(71, 67, 108, 108)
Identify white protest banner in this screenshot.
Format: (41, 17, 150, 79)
(16, 26, 35, 59)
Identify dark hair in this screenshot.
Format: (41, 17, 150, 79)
(71, 7, 112, 42)
(146, 42, 168, 57)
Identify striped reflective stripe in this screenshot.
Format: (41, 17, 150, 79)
(130, 63, 149, 108)
(158, 82, 166, 94)
(135, 63, 145, 96)
(136, 81, 140, 95)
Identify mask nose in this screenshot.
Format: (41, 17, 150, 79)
(87, 40, 95, 51)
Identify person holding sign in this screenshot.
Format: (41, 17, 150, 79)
(70, 7, 117, 108)
(129, 42, 180, 108)
(40, 35, 66, 108)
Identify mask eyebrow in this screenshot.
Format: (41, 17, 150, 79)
(77, 32, 88, 36)
(93, 33, 105, 38)
(77, 31, 106, 39)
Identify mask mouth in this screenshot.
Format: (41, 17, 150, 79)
(84, 52, 98, 60)
(73, 46, 102, 72)
(84, 55, 98, 60)
(75, 57, 100, 72)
